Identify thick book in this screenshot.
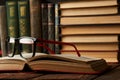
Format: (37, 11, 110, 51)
(17, 0, 31, 52)
(61, 6, 118, 16)
(0, 53, 109, 74)
(61, 35, 119, 43)
(6, 0, 19, 38)
(60, 0, 118, 9)
(48, 3, 55, 53)
(18, 0, 30, 37)
(0, 5, 7, 56)
(61, 51, 118, 63)
(55, 4, 60, 54)
(29, 0, 42, 52)
(60, 15, 120, 25)
(41, 3, 48, 53)
(29, 0, 41, 38)
(62, 43, 119, 51)
(61, 24, 120, 35)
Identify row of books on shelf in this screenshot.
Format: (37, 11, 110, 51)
(59, 0, 120, 63)
(0, 0, 60, 56)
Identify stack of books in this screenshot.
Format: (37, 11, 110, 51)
(60, 0, 120, 63)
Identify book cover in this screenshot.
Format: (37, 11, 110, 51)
(29, 0, 41, 38)
(55, 4, 60, 54)
(61, 6, 118, 16)
(48, 3, 55, 54)
(62, 43, 119, 51)
(18, 0, 30, 37)
(61, 35, 119, 43)
(6, 0, 19, 38)
(29, 0, 42, 52)
(61, 51, 118, 63)
(41, 3, 48, 53)
(60, 15, 120, 25)
(18, 0, 31, 52)
(60, 0, 118, 9)
(61, 24, 120, 35)
(0, 5, 7, 56)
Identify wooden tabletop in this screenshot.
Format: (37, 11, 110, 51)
(0, 64, 119, 80)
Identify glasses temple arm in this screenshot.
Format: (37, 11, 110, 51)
(37, 39, 80, 57)
(36, 43, 55, 54)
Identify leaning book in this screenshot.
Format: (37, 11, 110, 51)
(0, 53, 109, 74)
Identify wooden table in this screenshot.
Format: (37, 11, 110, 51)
(0, 64, 119, 80)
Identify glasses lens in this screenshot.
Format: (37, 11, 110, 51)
(7, 37, 15, 56)
(19, 38, 34, 58)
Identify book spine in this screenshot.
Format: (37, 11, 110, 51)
(55, 4, 60, 54)
(6, 0, 19, 38)
(0, 6, 7, 56)
(48, 3, 55, 53)
(18, 0, 31, 52)
(41, 3, 48, 53)
(29, 0, 42, 52)
(29, 0, 41, 38)
(18, 0, 30, 37)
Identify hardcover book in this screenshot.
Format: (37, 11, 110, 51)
(60, 0, 117, 9)
(61, 24, 120, 35)
(6, 0, 19, 38)
(61, 35, 119, 43)
(17, 0, 31, 52)
(0, 53, 109, 74)
(18, 0, 30, 37)
(60, 15, 120, 25)
(61, 51, 118, 63)
(41, 3, 48, 53)
(48, 3, 55, 53)
(29, 0, 42, 52)
(0, 5, 7, 56)
(61, 6, 118, 16)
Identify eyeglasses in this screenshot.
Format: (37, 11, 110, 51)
(6, 36, 80, 58)
(6, 36, 37, 58)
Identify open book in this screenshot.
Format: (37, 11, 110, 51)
(0, 53, 109, 74)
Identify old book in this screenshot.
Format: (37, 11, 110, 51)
(61, 52, 118, 63)
(17, 0, 31, 52)
(18, 0, 30, 37)
(60, 15, 120, 25)
(0, 5, 7, 56)
(48, 3, 55, 53)
(61, 6, 118, 16)
(60, 0, 118, 9)
(29, 0, 42, 52)
(62, 43, 119, 51)
(6, 0, 19, 38)
(55, 4, 60, 54)
(0, 53, 109, 74)
(62, 35, 119, 43)
(61, 24, 120, 35)
(41, 3, 48, 53)
(29, 0, 41, 38)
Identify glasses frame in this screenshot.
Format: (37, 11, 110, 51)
(6, 36, 36, 58)
(6, 36, 80, 58)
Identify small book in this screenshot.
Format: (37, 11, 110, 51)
(0, 53, 109, 74)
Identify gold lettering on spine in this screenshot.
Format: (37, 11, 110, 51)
(9, 19, 16, 36)
(20, 6, 26, 17)
(20, 19, 26, 36)
(10, 7, 15, 17)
